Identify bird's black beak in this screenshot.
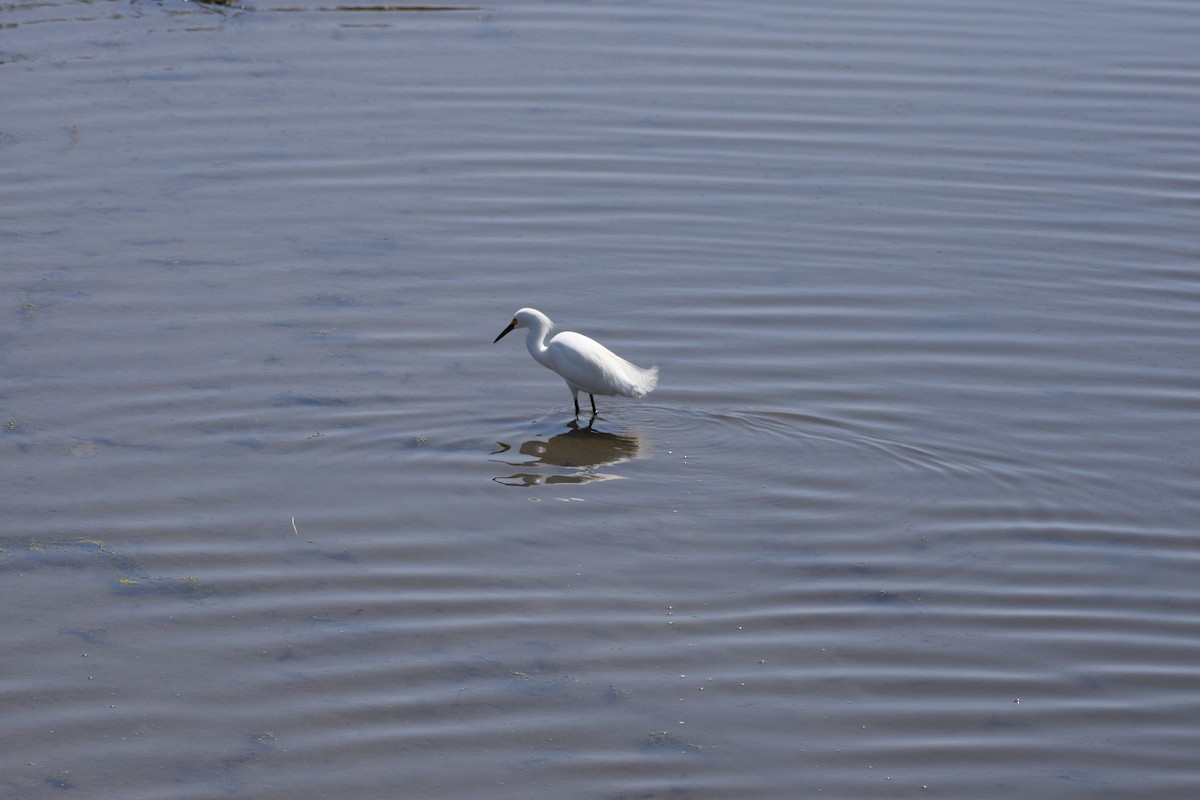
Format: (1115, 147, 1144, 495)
(493, 319, 517, 343)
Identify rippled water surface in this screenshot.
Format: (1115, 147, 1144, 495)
(3, 1, 1199, 797)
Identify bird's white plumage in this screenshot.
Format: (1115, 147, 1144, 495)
(493, 307, 658, 416)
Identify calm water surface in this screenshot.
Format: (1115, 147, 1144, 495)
(3, 1, 1199, 798)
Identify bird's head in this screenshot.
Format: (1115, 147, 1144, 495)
(493, 308, 545, 343)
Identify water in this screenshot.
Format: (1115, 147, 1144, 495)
(3, 1, 1199, 797)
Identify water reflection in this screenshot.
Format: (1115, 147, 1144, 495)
(0, 1, 482, 31)
(491, 422, 644, 487)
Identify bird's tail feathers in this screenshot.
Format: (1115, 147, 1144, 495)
(627, 364, 658, 398)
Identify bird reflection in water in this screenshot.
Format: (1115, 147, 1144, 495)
(491, 422, 644, 486)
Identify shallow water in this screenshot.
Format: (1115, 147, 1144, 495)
(3, 1, 1199, 798)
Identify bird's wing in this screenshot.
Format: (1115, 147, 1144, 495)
(547, 332, 652, 397)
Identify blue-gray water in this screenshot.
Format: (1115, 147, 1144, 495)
(3, 1, 1199, 798)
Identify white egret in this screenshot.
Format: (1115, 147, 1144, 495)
(493, 308, 658, 417)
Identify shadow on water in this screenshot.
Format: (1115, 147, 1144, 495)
(490, 420, 645, 487)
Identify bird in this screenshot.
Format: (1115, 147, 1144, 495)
(493, 307, 658, 418)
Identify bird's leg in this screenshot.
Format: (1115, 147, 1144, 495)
(572, 394, 581, 418)
(589, 394, 597, 417)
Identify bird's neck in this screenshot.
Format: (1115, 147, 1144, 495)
(525, 326, 554, 367)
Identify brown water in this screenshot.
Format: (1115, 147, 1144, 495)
(3, 1, 1199, 798)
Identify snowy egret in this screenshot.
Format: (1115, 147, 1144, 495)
(493, 308, 658, 417)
